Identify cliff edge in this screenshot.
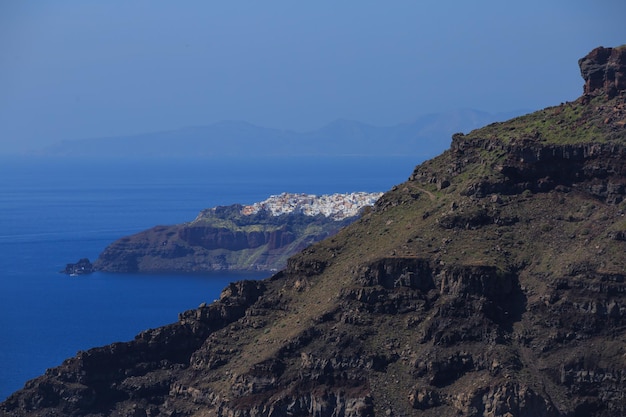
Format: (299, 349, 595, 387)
(3, 45, 626, 417)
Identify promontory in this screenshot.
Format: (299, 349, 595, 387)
(94, 192, 383, 273)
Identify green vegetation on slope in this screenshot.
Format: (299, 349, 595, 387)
(464, 95, 625, 145)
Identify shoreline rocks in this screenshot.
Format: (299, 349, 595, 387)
(61, 258, 93, 275)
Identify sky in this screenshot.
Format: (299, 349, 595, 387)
(0, 1, 624, 154)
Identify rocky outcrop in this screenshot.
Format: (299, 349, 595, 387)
(427, 136, 626, 203)
(579, 45, 626, 98)
(61, 258, 94, 275)
(4, 46, 626, 417)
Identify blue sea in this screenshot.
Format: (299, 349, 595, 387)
(0, 155, 421, 400)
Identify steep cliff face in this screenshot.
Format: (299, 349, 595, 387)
(93, 221, 311, 273)
(3, 46, 626, 417)
(579, 45, 626, 98)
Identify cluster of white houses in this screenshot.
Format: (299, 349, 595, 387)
(241, 192, 384, 221)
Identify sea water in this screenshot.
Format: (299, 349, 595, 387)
(0, 155, 421, 400)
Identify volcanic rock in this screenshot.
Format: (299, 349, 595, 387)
(61, 258, 94, 275)
(579, 45, 626, 99)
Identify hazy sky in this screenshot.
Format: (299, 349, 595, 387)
(1, 1, 624, 154)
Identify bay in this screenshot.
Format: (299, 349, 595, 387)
(0, 155, 421, 400)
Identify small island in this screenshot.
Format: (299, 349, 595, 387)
(61, 258, 94, 276)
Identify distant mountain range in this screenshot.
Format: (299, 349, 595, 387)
(39, 109, 527, 158)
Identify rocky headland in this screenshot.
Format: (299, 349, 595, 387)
(93, 192, 382, 273)
(61, 258, 94, 276)
(3, 45, 626, 417)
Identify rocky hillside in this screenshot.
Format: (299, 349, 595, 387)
(94, 192, 382, 273)
(2, 45, 626, 417)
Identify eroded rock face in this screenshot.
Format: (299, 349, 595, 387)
(579, 45, 626, 98)
(94, 212, 350, 273)
(178, 225, 296, 251)
(442, 137, 626, 204)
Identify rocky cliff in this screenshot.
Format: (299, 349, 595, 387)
(3, 45, 626, 417)
(579, 45, 626, 99)
(94, 192, 382, 273)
